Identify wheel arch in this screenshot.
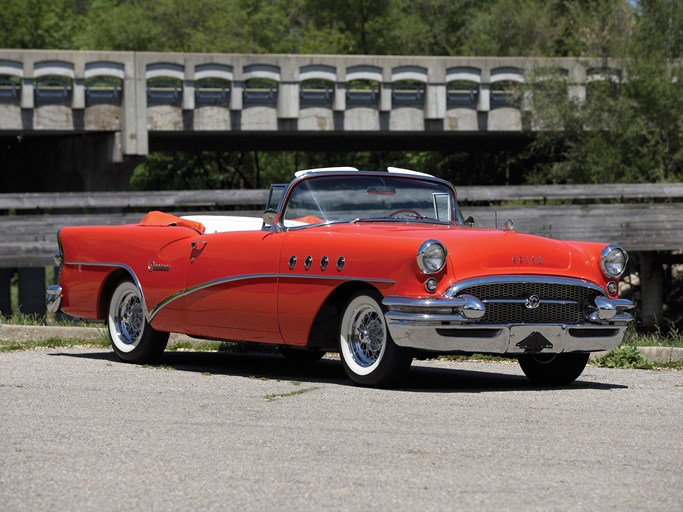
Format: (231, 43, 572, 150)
(98, 268, 139, 320)
(307, 281, 383, 351)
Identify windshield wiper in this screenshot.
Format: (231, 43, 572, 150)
(352, 217, 451, 226)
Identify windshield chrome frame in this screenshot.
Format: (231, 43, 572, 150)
(276, 170, 462, 231)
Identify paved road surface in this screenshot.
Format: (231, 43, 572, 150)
(1, 348, 681, 511)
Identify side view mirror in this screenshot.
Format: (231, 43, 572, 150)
(262, 209, 279, 229)
(464, 215, 475, 228)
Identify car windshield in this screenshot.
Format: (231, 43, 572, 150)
(283, 174, 463, 226)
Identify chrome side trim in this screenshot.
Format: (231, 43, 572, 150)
(64, 261, 150, 320)
(281, 274, 395, 284)
(65, 260, 397, 322)
(149, 273, 279, 321)
(149, 273, 396, 321)
(446, 275, 607, 297)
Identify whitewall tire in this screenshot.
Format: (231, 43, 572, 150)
(108, 279, 168, 363)
(339, 292, 412, 387)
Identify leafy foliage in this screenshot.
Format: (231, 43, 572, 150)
(0, 0, 681, 188)
(592, 346, 653, 369)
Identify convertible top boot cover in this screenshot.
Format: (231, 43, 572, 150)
(139, 211, 205, 234)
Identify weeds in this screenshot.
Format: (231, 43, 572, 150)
(0, 336, 109, 352)
(624, 325, 683, 348)
(265, 384, 319, 402)
(592, 346, 653, 369)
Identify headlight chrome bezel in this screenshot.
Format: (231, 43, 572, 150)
(600, 244, 628, 279)
(417, 240, 447, 274)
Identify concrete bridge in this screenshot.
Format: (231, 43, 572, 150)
(0, 50, 625, 190)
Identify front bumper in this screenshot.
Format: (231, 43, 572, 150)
(383, 294, 633, 354)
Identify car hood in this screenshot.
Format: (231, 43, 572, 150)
(331, 222, 600, 283)
(442, 228, 597, 280)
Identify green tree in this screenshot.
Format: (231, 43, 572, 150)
(0, 0, 84, 49)
(525, 0, 683, 184)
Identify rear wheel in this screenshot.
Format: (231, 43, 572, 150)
(518, 352, 589, 385)
(339, 292, 412, 387)
(108, 279, 169, 363)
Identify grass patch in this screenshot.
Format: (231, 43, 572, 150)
(166, 340, 244, 352)
(624, 325, 683, 348)
(2, 312, 99, 328)
(437, 354, 512, 363)
(265, 384, 319, 402)
(0, 336, 110, 352)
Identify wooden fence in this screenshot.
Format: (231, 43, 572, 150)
(1, 183, 682, 268)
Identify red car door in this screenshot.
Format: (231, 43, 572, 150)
(183, 229, 284, 343)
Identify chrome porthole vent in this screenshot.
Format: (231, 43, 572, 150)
(337, 256, 345, 271)
(304, 256, 313, 270)
(288, 255, 297, 269)
(320, 256, 329, 270)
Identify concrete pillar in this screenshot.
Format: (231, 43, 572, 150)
(277, 83, 299, 119)
(230, 81, 243, 110)
(18, 267, 45, 317)
(380, 83, 392, 111)
(21, 77, 34, 109)
(0, 269, 11, 317)
(425, 83, 445, 119)
(639, 252, 664, 328)
(334, 83, 346, 111)
(72, 78, 86, 109)
(477, 84, 490, 112)
(568, 85, 585, 104)
(182, 80, 195, 110)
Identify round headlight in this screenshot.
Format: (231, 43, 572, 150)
(417, 240, 447, 274)
(600, 245, 628, 278)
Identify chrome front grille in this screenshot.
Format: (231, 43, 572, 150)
(457, 281, 601, 325)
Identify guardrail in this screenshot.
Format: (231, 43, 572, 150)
(1, 183, 682, 268)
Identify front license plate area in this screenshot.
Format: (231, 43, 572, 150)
(515, 332, 553, 353)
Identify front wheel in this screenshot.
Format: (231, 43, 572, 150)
(518, 352, 589, 385)
(108, 279, 169, 364)
(339, 292, 412, 387)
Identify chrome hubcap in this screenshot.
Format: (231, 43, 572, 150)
(115, 290, 143, 344)
(347, 305, 384, 368)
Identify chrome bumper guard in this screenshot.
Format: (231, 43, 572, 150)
(383, 294, 634, 354)
(46, 285, 62, 313)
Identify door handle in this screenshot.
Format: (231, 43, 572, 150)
(190, 240, 208, 262)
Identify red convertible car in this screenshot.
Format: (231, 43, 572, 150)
(47, 167, 633, 387)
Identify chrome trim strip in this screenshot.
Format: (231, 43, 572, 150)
(446, 275, 606, 297)
(280, 171, 461, 230)
(481, 298, 578, 306)
(64, 260, 150, 320)
(384, 295, 486, 321)
(66, 260, 395, 322)
(281, 274, 395, 284)
(149, 273, 279, 321)
(150, 273, 396, 321)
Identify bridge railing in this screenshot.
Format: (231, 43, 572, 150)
(4, 50, 673, 158)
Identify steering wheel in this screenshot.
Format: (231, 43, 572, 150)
(388, 209, 423, 218)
